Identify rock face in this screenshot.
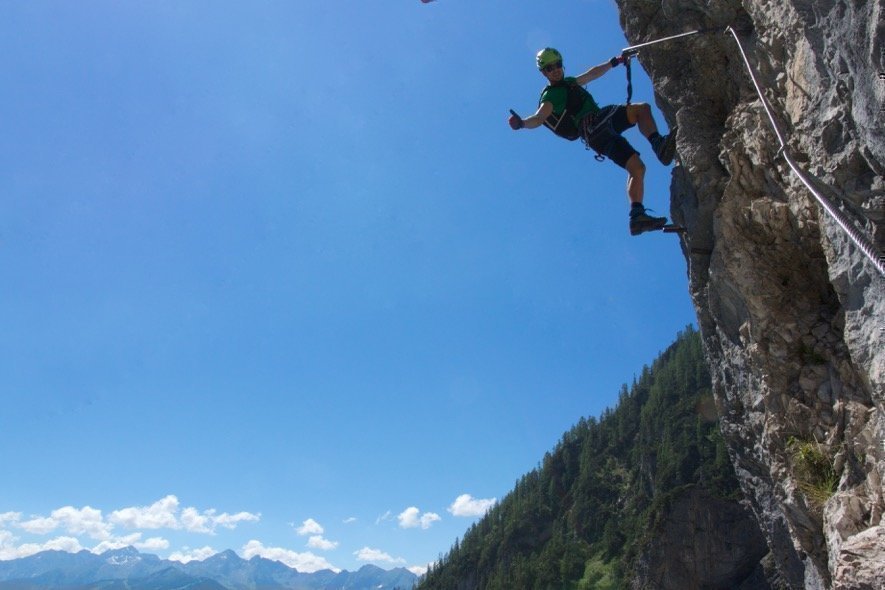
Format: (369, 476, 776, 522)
(631, 488, 771, 590)
(616, 1, 884, 589)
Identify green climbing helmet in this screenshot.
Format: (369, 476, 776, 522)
(536, 47, 563, 70)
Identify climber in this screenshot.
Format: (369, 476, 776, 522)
(509, 48, 678, 236)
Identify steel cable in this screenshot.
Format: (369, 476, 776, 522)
(620, 26, 884, 277)
(724, 26, 885, 278)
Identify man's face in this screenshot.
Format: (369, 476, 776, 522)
(541, 60, 564, 83)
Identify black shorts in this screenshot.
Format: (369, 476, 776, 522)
(582, 105, 638, 169)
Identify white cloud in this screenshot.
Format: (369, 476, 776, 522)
(18, 516, 58, 535)
(45, 537, 84, 553)
(108, 496, 259, 534)
(0, 530, 20, 560)
(0, 513, 21, 527)
(91, 533, 144, 554)
(0, 496, 258, 560)
(374, 511, 392, 525)
(109, 496, 180, 530)
(93, 533, 170, 554)
(448, 494, 497, 517)
(0, 535, 84, 560)
(343, 517, 357, 524)
(0, 526, 168, 560)
(136, 537, 170, 552)
(306, 535, 338, 551)
(397, 507, 441, 530)
(168, 546, 219, 563)
(213, 511, 260, 530)
(26, 506, 112, 540)
(397, 508, 419, 528)
(242, 540, 339, 574)
(295, 518, 323, 536)
(354, 546, 406, 565)
(421, 512, 441, 528)
(181, 508, 260, 534)
(180, 507, 211, 533)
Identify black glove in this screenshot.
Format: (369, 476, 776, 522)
(508, 113, 524, 130)
(609, 55, 626, 68)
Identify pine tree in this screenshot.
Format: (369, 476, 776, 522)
(416, 327, 741, 590)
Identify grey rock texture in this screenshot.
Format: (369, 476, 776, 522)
(616, 0, 884, 588)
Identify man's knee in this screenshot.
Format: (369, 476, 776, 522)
(626, 154, 646, 176)
(627, 103, 651, 124)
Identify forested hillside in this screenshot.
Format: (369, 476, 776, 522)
(417, 327, 749, 589)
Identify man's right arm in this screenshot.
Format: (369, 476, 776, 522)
(510, 101, 553, 130)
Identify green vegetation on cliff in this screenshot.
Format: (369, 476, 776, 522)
(417, 327, 739, 590)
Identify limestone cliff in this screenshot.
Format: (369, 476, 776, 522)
(615, 1, 884, 588)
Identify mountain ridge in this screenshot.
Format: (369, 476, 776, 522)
(0, 547, 417, 590)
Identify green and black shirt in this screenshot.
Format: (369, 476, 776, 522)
(538, 77, 601, 141)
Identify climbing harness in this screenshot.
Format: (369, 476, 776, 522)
(580, 106, 620, 162)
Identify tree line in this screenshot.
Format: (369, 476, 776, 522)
(417, 326, 739, 590)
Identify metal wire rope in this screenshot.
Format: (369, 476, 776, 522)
(620, 27, 885, 277)
(724, 26, 884, 278)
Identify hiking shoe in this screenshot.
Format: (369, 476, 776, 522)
(629, 208, 668, 236)
(651, 127, 678, 165)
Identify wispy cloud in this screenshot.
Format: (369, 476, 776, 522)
(242, 540, 339, 573)
(397, 507, 441, 530)
(307, 535, 338, 550)
(448, 494, 497, 517)
(354, 546, 405, 565)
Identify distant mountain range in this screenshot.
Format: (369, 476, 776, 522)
(0, 547, 417, 590)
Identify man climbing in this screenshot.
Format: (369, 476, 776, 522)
(509, 47, 678, 236)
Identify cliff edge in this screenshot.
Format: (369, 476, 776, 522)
(615, 1, 884, 588)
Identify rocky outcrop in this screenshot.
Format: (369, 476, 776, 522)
(631, 488, 771, 590)
(616, 0, 884, 588)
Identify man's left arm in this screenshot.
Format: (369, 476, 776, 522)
(574, 55, 626, 86)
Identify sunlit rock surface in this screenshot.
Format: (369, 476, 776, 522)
(616, 0, 884, 588)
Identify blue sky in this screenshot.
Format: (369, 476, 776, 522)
(0, 0, 695, 576)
